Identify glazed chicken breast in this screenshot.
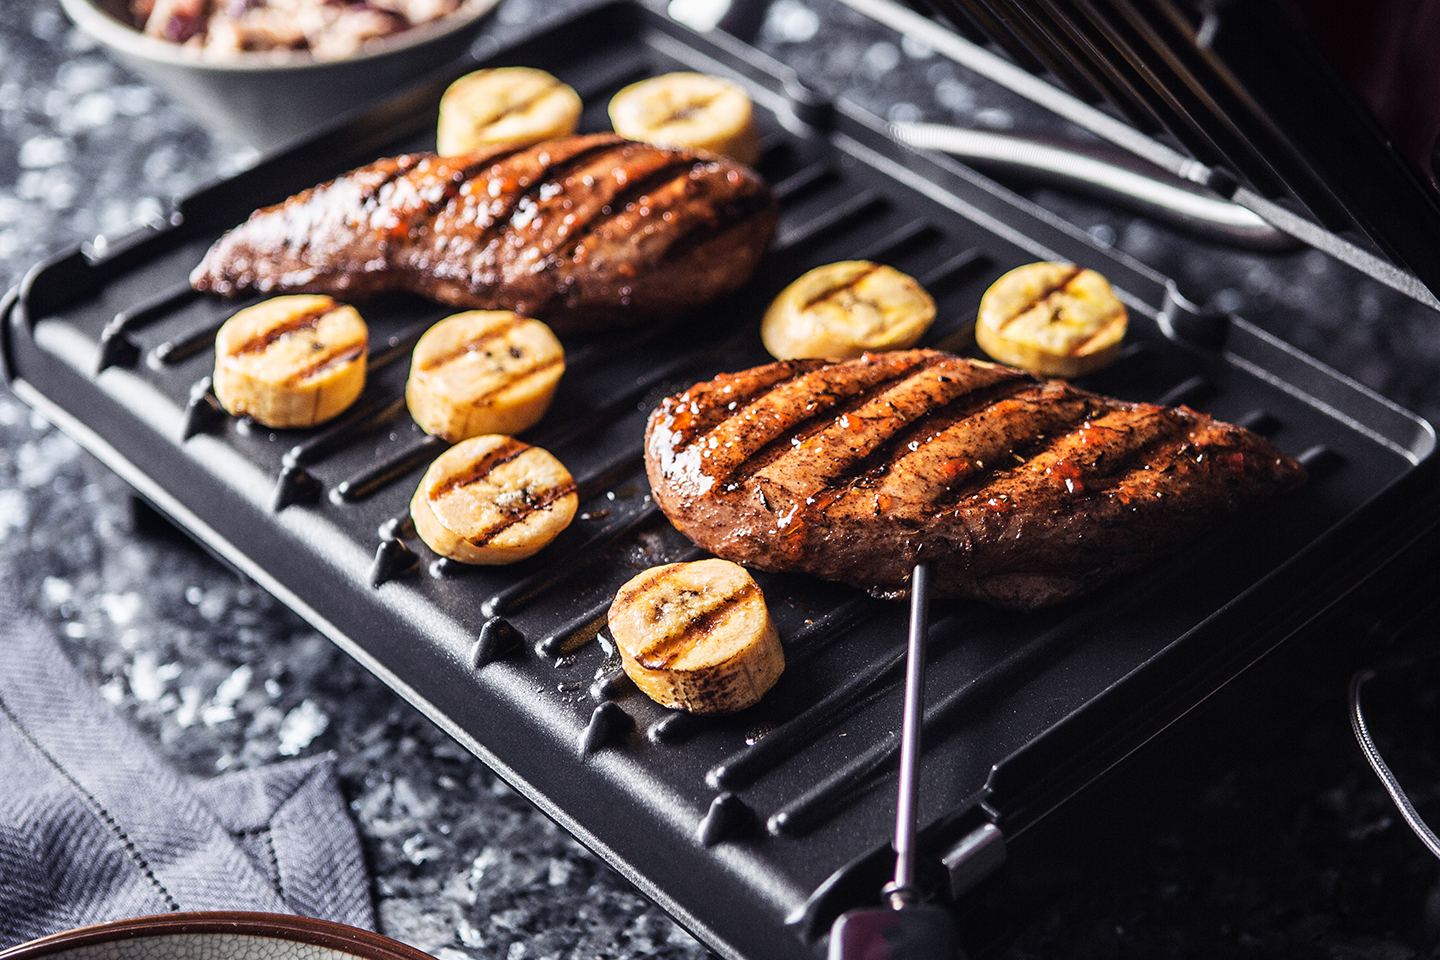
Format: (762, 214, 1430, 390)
(645, 350, 1307, 609)
(191, 133, 777, 332)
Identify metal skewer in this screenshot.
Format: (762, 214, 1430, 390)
(887, 559, 931, 907)
(828, 561, 957, 958)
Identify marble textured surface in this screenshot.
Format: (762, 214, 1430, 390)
(3, 0, 1440, 958)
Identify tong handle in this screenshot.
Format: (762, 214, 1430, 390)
(888, 560, 931, 905)
(827, 562, 957, 960)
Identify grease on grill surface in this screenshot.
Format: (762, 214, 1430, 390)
(608, 559, 784, 714)
(410, 435, 578, 564)
(406, 309, 565, 442)
(212, 294, 368, 429)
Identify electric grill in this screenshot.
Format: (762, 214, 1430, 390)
(3, 2, 1438, 958)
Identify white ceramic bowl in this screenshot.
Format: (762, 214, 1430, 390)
(58, 0, 501, 151)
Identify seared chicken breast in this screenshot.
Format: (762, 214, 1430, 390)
(191, 134, 777, 332)
(645, 350, 1307, 609)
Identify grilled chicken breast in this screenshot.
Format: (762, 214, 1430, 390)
(190, 134, 777, 332)
(645, 350, 1307, 609)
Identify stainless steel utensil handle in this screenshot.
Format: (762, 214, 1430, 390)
(1350, 665, 1440, 860)
(889, 560, 931, 905)
(889, 121, 1295, 251)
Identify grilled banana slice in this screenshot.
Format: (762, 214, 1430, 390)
(976, 261, 1128, 377)
(213, 294, 367, 429)
(761, 260, 936, 361)
(436, 67, 583, 157)
(406, 310, 565, 442)
(608, 559, 784, 714)
(410, 435, 578, 565)
(608, 72, 760, 165)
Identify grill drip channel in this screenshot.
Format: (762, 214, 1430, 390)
(3, 4, 1436, 959)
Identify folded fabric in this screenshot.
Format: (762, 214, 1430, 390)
(0, 579, 375, 946)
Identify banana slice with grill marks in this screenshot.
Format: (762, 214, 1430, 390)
(406, 310, 565, 442)
(761, 260, 936, 361)
(608, 72, 760, 165)
(976, 261, 1128, 377)
(411, 435, 578, 565)
(436, 67, 583, 157)
(608, 559, 784, 715)
(213, 294, 367, 429)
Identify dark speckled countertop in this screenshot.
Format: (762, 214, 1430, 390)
(3, 0, 1440, 957)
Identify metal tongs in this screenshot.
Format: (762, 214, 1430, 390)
(888, 121, 1295, 252)
(828, 562, 957, 959)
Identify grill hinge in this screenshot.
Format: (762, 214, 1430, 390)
(941, 821, 1006, 900)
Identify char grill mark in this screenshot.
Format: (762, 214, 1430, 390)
(494, 79, 568, 123)
(707, 354, 939, 490)
(922, 391, 1102, 509)
(544, 157, 702, 262)
(467, 355, 564, 406)
(286, 344, 366, 385)
(802, 264, 882, 310)
(464, 475, 578, 547)
(507, 141, 679, 251)
(657, 190, 785, 264)
(819, 374, 1042, 504)
(992, 264, 1083, 335)
(626, 570, 760, 669)
(440, 138, 632, 258)
(830, 382, 1105, 519)
(434, 437, 528, 497)
(416, 313, 530, 370)
(234, 302, 332, 354)
(420, 149, 530, 222)
(959, 404, 1190, 511)
(739, 355, 1000, 498)
(660, 362, 819, 449)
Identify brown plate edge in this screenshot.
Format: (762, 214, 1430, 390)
(0, 913, 433, 960)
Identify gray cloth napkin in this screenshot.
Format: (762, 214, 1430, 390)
(0, 584, 375, 946)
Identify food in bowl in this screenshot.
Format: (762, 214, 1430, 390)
(130, 0, 465, 60)
(644, 349, 1307, 609)
(190, 133, 778, 332)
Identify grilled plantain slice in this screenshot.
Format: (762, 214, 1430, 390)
(436, 67, 583, 156)
(608, 72, 760, 165)
(761, 260, 936, 361)
(976, 261, 1128, 377)
(410, 435, 577, 565)
(608, 559, 784, 714)
(406, 310, 565, 442)
(213, 294, 367, 429)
